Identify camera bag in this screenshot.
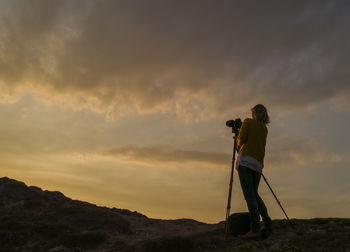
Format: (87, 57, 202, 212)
(228, 212, 250, 236)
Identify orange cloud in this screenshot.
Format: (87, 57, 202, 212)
(96, 145, 231, 168)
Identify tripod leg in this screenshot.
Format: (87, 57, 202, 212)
(225, 153, 235, 237)
(261, 174, 295, 229)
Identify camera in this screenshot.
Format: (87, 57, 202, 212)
(226, 118, 242, 133)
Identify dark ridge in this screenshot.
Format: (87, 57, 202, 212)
(0, 177, 132, 251)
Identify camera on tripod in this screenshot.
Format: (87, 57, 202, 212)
(226, 118, 242, 134)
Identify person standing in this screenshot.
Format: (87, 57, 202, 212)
(236, 104, 272, 238)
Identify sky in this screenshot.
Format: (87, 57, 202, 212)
(0, 0, 349, 223)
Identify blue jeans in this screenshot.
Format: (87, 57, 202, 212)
(238, 165, 271, 233)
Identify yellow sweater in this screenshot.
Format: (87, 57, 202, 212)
(237, 118, 267, 163)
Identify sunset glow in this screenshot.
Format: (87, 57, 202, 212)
(0, 1, 349, 223)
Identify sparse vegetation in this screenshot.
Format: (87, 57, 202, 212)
(140, 236, 194, 252)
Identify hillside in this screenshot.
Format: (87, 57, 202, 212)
(0, 177, 349, 251)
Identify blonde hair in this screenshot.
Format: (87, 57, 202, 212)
(252, 104, 270, 124)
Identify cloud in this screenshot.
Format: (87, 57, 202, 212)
(266, 134, 342, 170)
(0, 0, 349, 120)
(94, 145, 231, 168)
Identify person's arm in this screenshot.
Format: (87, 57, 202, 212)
(236, 119, 249, 151)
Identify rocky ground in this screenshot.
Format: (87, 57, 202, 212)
(0, 177, 349, 252)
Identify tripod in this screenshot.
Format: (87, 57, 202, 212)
(224, 127, 239, 237)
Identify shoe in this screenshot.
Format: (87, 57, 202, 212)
(238, 231, 261, 239)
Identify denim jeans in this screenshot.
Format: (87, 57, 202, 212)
(238, 165, 271, 233)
